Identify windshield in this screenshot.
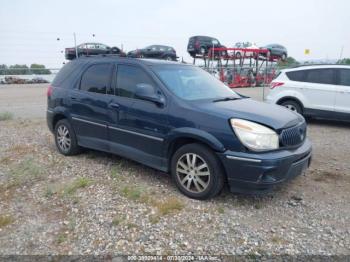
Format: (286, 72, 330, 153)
(152, 65, 240, 101)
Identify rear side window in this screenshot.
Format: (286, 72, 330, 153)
(80, 63, 112, 94)
(338, 69, 350, 86)
(305, 69, 335, 85)
(286, 70, 306, 82)
(116, 65, 155, 98)
(52, 61, 79, 86)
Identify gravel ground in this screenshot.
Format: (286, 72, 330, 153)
(0, 118, 349, 256)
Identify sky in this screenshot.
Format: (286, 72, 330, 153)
(0, 0, 349, 68)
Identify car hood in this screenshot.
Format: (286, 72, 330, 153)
(192, 98, 303, 130)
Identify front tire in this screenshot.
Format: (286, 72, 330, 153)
(54, 119, 80, 156)
(171, 143, 225, 200)
(281, 100, 302, 114)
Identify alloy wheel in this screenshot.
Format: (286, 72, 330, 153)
(57, 125, 71, 152)
(176, 153, 210, 193)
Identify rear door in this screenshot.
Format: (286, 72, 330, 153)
(300, 68, 337, 112)
(146, 45, 159, 58)
(69, 63, 113, 151)
(334, 68, 350, 114)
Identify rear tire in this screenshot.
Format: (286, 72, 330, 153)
(281, 53, 287, 61)
(281, 100, 302, 115)
(171, 143, 225, 200)
(54, 119, 80, 156)
(164, 56, 173, 61)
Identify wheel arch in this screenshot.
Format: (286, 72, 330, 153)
(277, 96, 305, 112)
(165, 128, 225, 160)
(51, 108, 71, 129)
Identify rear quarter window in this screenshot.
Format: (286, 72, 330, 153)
(52, 61, 80, 87)
(338, 69, 350, 86)
(286, 70, 306, 82)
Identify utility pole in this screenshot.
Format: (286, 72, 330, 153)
(339, 46, 344, 61)
(74, 32, 78, 58)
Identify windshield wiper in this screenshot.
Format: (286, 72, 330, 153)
(213, 96, 242, 102)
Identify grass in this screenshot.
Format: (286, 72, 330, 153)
(217, 206, 225, 214)
(121, 186, 143, 201)
(110, 166, 119, 179)
(64, 177, 91, 195)
(112, 215, 125, 226)
(149, 215, 160, 224)
(0, 111, 13, 121)
(126, 222, 138, 229)
(270, 235, 286, 244)
(44, 177, 92, 199)
(0, 215, 14, 228)
(156, 197, 184, 215)
(56, 233, 67, 244)
(4, 158, 43, 190)
(313, 170, 342, 182)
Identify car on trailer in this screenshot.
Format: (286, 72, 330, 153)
(65, 43, 125, 60)
(260, 44, 288, 61)
(233, 42, 260, 58)
(187, 36, 227, 58)
(127, 45, 178, 61)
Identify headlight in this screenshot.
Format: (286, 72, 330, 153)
(230, 119, 279, 151)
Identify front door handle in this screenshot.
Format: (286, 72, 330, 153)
(109, 103, 120, 109)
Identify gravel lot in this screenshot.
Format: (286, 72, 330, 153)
(0, 85, 349, 256)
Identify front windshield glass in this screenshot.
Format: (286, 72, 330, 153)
(152, 65, 240, 101)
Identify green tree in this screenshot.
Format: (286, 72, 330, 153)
(277, 57, 300, 69)
(8, 64, 30, 75)
(0, 64, 8, 75)
(336, 58, 350, 65)
(30, 64, 51, 75)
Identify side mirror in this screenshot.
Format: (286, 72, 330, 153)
(135, 83, 165, 106)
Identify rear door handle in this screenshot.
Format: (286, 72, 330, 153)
(109, 103, 120, 109)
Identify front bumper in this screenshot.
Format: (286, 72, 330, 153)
(217, 138, 312, 194)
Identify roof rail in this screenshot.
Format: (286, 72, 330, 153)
(290, 63, 349, 68)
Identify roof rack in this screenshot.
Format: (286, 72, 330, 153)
(78, 54, 125, 58)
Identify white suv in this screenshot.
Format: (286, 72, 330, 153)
(266, 65, 350, 121)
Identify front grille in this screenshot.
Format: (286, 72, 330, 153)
(280, 121, 307, 147)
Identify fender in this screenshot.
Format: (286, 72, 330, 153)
(164, 127, 226, 156)
(274, 90, 307, 109)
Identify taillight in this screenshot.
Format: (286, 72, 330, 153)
(47, 85, 53, 97)
(270, 82, 284, 89)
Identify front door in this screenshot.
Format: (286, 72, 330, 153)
(107, 64, 169, 169)
(335, 68, 350, 114)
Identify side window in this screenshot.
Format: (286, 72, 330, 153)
(116, 65, 155, 98)
(286, 70, 306, 82)
(80, 64, 112, 94)
(338, 69, 350, 86)
(305, 69, 335, 85)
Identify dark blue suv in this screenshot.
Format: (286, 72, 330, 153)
(47, 56, 312, 199)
